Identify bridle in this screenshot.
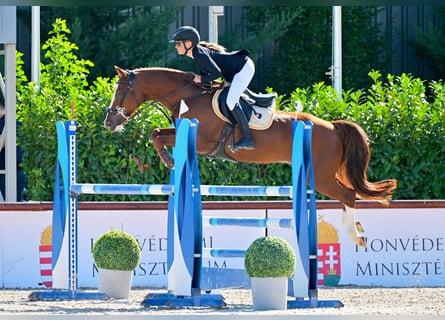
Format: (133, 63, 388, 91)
(106, 71, 140, 122)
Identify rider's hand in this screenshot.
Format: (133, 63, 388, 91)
(193, 74, 202, 83)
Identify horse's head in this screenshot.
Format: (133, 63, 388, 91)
(104, 66, 144, 131)
(104, 66, 199, 131)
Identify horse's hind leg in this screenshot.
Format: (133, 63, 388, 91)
(342, 204, 366, 248)
(315, 176, 367, 248)
(151, 128, 176, 169)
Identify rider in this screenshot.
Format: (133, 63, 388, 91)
(171, 26, 255, 151)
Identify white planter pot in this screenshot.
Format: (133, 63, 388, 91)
(98, 268, 133, 299)
(250, 277, 288, 311)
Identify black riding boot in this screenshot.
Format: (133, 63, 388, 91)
(230, 104, 255, 151)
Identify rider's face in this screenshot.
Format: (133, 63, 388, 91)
(175, 41, 185, 54)
(175, 40, 191, 55)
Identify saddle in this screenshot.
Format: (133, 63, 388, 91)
(206, 86, 276, 162)
(215, 87, 276, 124)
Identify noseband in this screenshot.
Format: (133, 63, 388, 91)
(106, 71, 139, 121)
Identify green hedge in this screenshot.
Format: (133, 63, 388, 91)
(16, 19, 445, 201)
(288, 70, 445, 199)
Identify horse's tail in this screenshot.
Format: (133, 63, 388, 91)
(333, 120, 397, 203)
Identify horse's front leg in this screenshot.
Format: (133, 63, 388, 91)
(151, 128, 176, 169)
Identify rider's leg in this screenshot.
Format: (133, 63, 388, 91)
(230, 103, 254, 150)
(227, 58, 255, 150)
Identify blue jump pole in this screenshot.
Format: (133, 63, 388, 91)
(200, 185, 293, 197)
(204, 217, 294, 228)
(70, 183, 173, 195)
(70, 183, 293, 197)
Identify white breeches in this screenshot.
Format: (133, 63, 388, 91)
(226, 58, 255, 110)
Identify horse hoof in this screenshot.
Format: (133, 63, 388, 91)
(357, 236, 367, 248)
(164, 160, 174, 169)
(355, 221, 365, 233)
(346, 227, 367, 248)
(159, 149, 174, 169)
(347, 233, 367, 248)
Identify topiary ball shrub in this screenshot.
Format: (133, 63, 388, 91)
(244, 236, 296, 278)
(93, 230, 141, 271)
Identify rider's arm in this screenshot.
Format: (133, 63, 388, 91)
(193, 46, 222, 84)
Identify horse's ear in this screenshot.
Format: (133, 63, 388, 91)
(114, 65, 127, 78)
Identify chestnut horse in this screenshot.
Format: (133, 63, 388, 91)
(104, 66, 397, 247)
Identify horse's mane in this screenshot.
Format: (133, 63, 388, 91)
(135, 67, 187, 76)
(134, 67, 192, 83)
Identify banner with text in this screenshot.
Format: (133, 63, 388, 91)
(0, 206, 444, 288)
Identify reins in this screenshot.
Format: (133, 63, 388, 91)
(153, 73, 213, 126)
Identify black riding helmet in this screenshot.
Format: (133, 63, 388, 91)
(171, 26, 200, 50)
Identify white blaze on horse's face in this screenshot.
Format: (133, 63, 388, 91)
(108, 83, 118, 109)
(104, 83, 126, 131)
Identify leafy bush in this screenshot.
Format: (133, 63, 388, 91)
(93, 230, 141, 271)
(17, 19, 170, 201)
(244, 236, 296, 278)
(289, 71, 445, 199)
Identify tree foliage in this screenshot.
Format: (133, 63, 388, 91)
(218, 7, 388, 93)
(410, 7, 445, 81)
(40, 7, 179, 81)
